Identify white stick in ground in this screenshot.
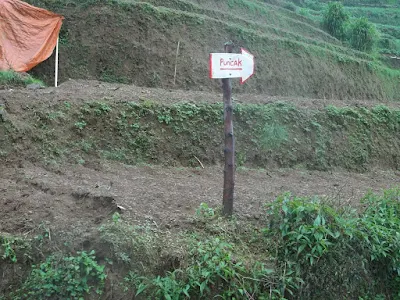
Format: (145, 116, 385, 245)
(173, 40, 180, 85)
(55, 36, 59, 87)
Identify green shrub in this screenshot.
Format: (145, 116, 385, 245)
(12, 251, 106, 300)
(264, 193, 360, 298)
(359, 188, 400, 292)
(264, 188, 400, 298)
(322, 2, 349, 40)
(348, 18, 379, 52)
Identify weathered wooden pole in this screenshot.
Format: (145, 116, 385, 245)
(222, 41, 235, 216)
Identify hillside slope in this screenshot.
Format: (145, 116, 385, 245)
(26, 0, 400, 100)
(1, 80, 400, 171)
(1, 81, 400, 299)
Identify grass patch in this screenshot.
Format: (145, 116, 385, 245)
(0, 71, 44, 89)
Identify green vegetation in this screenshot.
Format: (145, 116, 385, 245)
(128, 237, 276, 299)
(1, 1, 400, 299)
(1, 235, 31, 264)
(297, 0, 400, 56)
(11, 251, 106, 299)
(265, 188, 400, 298)
(323, 2, 349, 40)
(346, 6, 400, 27)
(1, 100, 399, 171)
(3, 188, 400, 298)
(348, 17, 379, 52)
(0, 71, 44, 89)
(321, 2, 379, 53)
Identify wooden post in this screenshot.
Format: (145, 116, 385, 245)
(222, 41, 235, 216)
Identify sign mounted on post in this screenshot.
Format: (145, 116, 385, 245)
(209, 48, 255, 84)
(209, 43, 255, 217)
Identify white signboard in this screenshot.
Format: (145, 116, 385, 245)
(209, 48, 255, 84)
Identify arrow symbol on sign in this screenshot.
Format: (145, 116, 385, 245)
(209, 48, 255, 84)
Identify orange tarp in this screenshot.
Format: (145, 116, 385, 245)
(0, 0, 63, 72)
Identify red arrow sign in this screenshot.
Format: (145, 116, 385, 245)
(209, 48, 255, 84)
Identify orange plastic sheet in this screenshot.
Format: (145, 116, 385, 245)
(0, 0, 63, 72)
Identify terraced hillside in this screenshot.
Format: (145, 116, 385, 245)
(1, 80, 400, 299)
(294, 0, 400, 56)
(2, 1, 400, 299)
(27, 0, 400, 100)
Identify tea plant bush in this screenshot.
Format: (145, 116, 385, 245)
(265, 188, 400, 298)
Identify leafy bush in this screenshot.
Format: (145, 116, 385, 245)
(348, 18, 379, 52)
(359, 188, 400, 292)
(265, 193, 363, 298)
(265, 188, 400, 298)
(266, 194, 343, 265)
(12, 251, 106, 300)
(322, 2, 349, 40)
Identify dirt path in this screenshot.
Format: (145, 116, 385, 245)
(2, 79, 400, 110)
(1, 161, 399, 235)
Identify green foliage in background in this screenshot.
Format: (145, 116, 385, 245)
(322, 2, 349, 40)
(348, 17, 379, 52)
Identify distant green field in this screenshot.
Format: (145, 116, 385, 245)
(346, 6, 400, 26)
(293, 0, 400, 56)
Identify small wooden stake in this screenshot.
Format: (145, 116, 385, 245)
(222, 41, 235, 217)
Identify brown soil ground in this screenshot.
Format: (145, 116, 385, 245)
(2, 79, 399, 109)
(1, 161, 399, 235)
(1, 80, 399, 238)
